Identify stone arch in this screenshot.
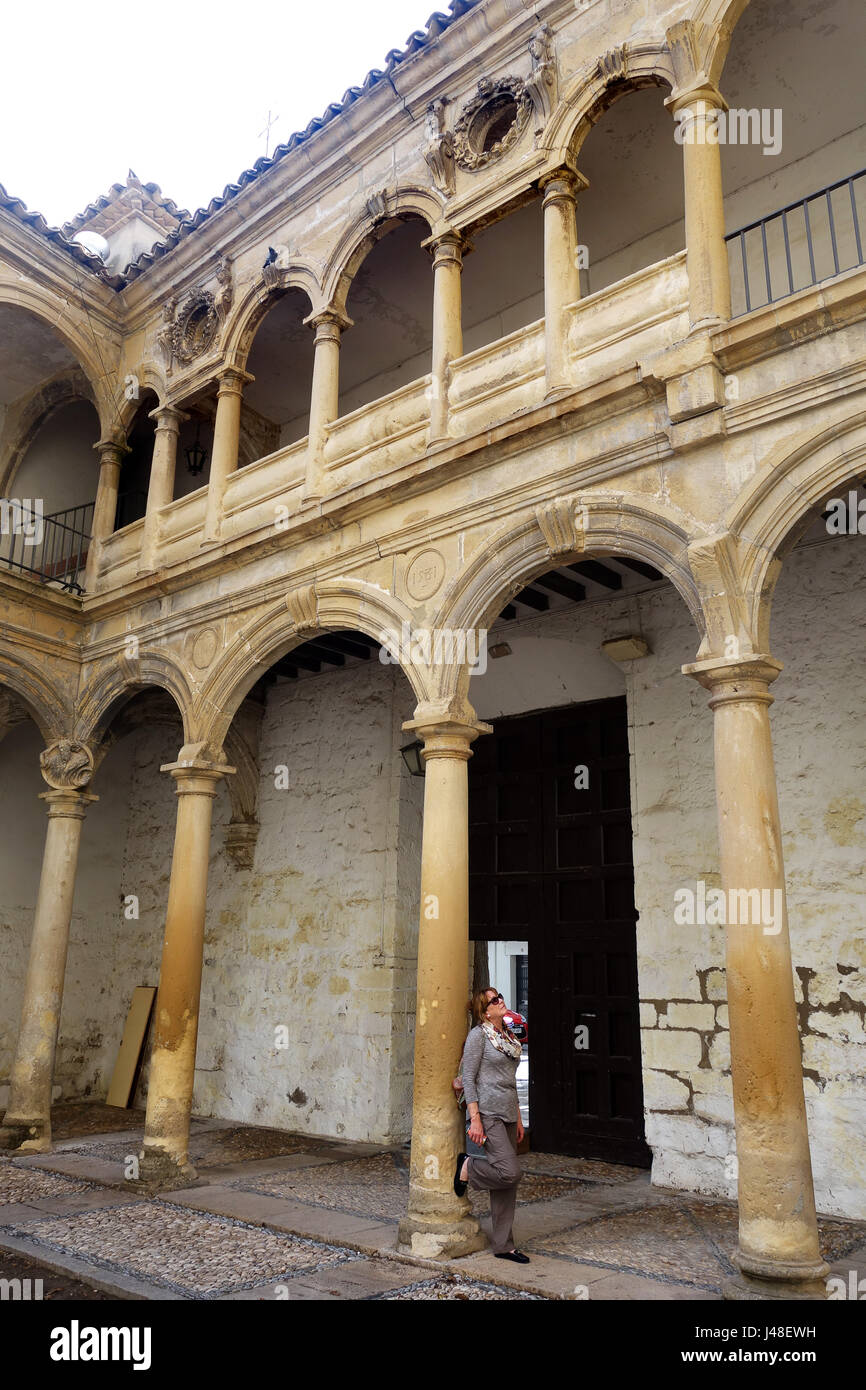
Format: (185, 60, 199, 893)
(321, 187, 445, 318)
(690, 0, 754, 86)
(74, 652, 195, 754)
(724, 414, 866, 652)
(544, 45, 676, 169)
(0, 276, 117, 432)
(433, 491, 709, 705)
(0, 652, 72, 744)
(0, 368, 97, 492)
(221, 263, 321, 370)
(196, 577, 432, 753)
(115, 362, 167, 436)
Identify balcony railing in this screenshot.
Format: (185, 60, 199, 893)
(0, 499, 94, 594)
(726, 168, 866, 316)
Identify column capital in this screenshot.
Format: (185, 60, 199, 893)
(216, 366, 255, 396)
(93, 437, 129, 466)
(148, 404, 189, 433)
(683, 653, 783, 705)
(665, 78, 727, 117)
(305, 307, 353, 340)
(161, 747, 236, 794)
(39, 738, 95, 792)
(402, 707, 492, 761)
(539, 165, 589, 201)
(39, 787, 99, 818)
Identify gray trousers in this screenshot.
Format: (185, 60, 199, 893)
(466, 1114, 520, 1254)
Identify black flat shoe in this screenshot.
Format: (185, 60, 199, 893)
(494, 1250, 530, 1264)
(453, 1153, 468, 1197)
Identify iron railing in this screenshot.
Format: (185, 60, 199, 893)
(0, 499, 94, 594)
(726, 168, 866, 316)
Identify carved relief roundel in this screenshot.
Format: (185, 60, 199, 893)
(453, 77, 533, 171)
(406, 549, 446, 601)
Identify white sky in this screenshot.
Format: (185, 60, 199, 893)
(0, 0, 448, 226)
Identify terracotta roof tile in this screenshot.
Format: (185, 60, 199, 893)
(0, 0, 479, 289)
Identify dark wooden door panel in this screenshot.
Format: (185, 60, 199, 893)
(469, 696, 650, 1166)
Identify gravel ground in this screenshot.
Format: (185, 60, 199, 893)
(7, 1200, 358, 1298)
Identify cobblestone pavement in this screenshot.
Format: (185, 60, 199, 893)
(1, 1111, 864, 1301)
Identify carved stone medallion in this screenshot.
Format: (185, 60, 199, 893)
(406, 549, 446, 601)
(453, 77, 533, 171)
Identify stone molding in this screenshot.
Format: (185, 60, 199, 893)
(39, 739, 95, 790)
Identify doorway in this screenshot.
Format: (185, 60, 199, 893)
(468, 697, 650, 1166)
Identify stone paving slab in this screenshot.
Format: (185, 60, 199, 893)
(163, 1183, 401, 1253)
(225, 1256, 427, 1301)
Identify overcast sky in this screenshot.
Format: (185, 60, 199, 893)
(1, 0, 446, 227)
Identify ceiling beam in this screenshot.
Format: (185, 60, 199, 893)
(618, 557, 663, 582)
(568, 560, 622, 590)
(535, 572, 586, 603)
(513, 587, 549, 612)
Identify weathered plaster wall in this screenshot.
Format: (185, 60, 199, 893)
(12, 400, 100, 515)
(188, 655, 421, 1143)
(471, 533, 865, 1220)
(0, 720, 142, 1106)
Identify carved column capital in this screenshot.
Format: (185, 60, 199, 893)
(216, 367, 254, 397)
(539, 167, 588, 204)
(148, 404, 189, 435)
(307, 308, 352, 342)
(39, 739, 95, 791)
(683, 653, 783, 707)
(93, 437, 129, 467)
(427, 230, 465, 272)
(403, 707, 492, 761)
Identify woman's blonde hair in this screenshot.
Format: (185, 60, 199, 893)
(470, 986, 500, 1026)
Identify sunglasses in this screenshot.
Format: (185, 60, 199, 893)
(486, 994, 504, 1005)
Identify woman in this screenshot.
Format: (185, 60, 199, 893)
(453, 986, 529, 1264)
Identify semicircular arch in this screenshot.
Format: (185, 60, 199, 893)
(196, 578, 432, 753)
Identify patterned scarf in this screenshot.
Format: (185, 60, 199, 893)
(481, 1020, 523, 1060)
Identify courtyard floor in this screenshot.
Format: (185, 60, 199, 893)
(1, 1104, 863, 1301)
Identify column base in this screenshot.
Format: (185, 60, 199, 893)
(0, 1117, 51, 1151)
(723, 1249, 830, 1301)
(127, 1144, 200, 1194)
(397, 1211, 487, 1261)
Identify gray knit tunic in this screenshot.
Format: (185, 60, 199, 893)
(461, 1025, 520, 1122)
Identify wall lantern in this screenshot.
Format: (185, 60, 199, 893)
(185, 421, 208, 477)
(400, 741, 426, 777)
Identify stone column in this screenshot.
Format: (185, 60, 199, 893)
(303, 310, 348, 501)
(140, 405, 187, 572)
(541, 168, 585, 395)
(83, 438, 127, 590)
(0, 740, 96, 1152)
(398, 708, 491, 1259)
(428, 231, 464, 442)
(203, 368, 253, 543)
(137, 751, 234, 1189)
(668, 83, 732, 330)
(684, 654, 828, 1299)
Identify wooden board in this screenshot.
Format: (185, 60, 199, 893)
(106, 986, 156, 1109)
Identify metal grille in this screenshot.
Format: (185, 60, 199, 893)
(726, 169, 866, 316)
(0, 500, 95, 594)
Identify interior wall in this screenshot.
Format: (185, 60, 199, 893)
(11, 399, 100, 515)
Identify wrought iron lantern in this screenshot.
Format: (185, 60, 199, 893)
(184, 421, 208, 477)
